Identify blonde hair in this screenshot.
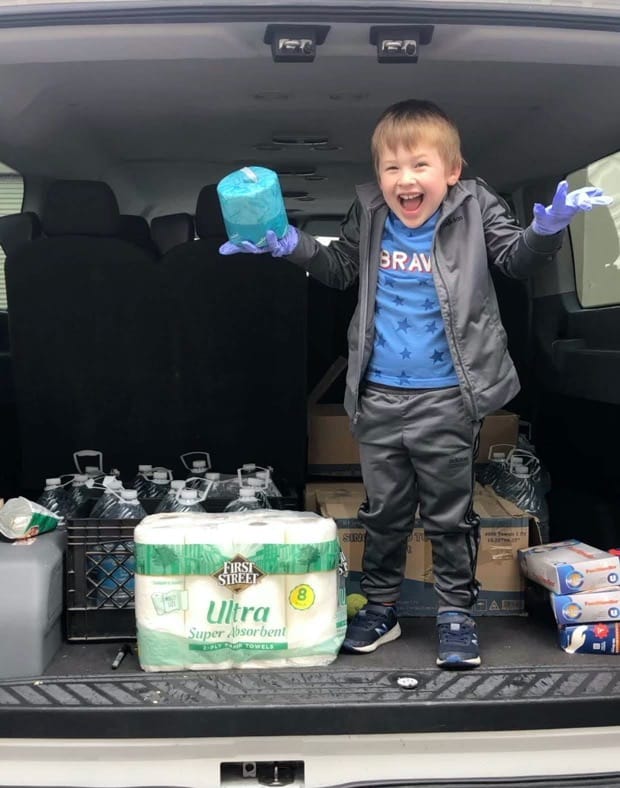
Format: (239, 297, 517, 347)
(371, 99, 464, 175)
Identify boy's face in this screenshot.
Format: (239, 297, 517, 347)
(377, 143, 461, 228)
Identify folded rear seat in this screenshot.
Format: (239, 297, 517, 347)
(157, 184, 308, 490)
(5, 179, 164, 490)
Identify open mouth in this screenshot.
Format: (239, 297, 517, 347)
(399, 194, 424, 214)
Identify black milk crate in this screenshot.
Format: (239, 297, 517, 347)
(64, 518, 138, 642)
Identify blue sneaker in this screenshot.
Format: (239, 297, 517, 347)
(341, 603, 401, 653)
(436, 611, 481, 669)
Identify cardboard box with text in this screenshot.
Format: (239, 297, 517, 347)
(306, 481, 530, 616)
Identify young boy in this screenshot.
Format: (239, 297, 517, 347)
(220, 99, 611, 669)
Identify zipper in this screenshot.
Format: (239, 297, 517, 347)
(353, 188, 479, 423)
(351, 201, 378, 425)
(431, 200, 479, 422)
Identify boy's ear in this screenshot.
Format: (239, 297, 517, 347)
(447, 163, 462, 186)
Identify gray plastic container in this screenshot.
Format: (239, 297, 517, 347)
(0, 528, 66, 679)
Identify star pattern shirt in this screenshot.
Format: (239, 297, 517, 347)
(366, 211, 458, 388)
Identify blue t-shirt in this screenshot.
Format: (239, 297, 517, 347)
(366, 211, 459, 388)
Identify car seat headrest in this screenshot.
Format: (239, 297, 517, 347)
(195, 184, 226, 240)
(150, 212, 195, 254)
(42, 180, 120, 237)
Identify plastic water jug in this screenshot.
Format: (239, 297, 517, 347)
(37, 478, 73, 518)
(246, 477, 272, 509)
(69, 474, 91, 514)
(204, 472, 238, 498)
(216, 166, 288, 247)
(90, 476, 125, 518)
(130, 464, 154, 496)
(224, 487, 265, 513)
(154, 480, 186, 513)
(180, 452, 211, 489)
(141, 469, 171, 499)
(165, 487, 205, 513)
(103, 489, 147, 519)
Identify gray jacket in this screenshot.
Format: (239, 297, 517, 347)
(287, 179, 563, 423)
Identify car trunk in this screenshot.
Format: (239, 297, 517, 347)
(0, 2, 619, 782)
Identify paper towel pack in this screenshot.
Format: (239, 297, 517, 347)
(185, 522, 235, 670)
(134, 510, 345, 672)
(285, 515, 342, 667)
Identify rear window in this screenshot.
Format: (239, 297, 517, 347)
(0, 165, 25, 310)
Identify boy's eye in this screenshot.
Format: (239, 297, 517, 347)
(415, 162, 428, 169)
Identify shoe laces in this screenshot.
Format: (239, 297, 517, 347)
(438, 615, 475, 645)
(358, 605, 392, 627)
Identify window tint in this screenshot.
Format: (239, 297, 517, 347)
(0, 165, 25, 310)
(568, 151, 620, 308)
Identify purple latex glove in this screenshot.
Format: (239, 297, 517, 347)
(532, 180, 613, 235)
(219, 226, 299, 257)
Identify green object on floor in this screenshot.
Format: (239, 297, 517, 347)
(346, 593, 368, 619)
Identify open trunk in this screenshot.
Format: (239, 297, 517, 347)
(0, 1, 619, 784)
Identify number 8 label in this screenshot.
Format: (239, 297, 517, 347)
(289, 583, 316, 610)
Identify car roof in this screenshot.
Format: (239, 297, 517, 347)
(0, 1, 618, 217)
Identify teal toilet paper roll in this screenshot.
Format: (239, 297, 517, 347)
(216, 166, 288, 247)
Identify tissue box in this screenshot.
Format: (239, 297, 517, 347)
(552, 589, 620, 625)
(559, 623, 620, 654)
(518, 540, 620, 595)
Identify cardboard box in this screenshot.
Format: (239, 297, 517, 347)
(559, 622, 620, 654)
(305, 481, 366, 521)
(308, 374, 517, 471)
(518, 540, 620, 595)
(477, 409, 519, 463)
(307, 481, 530, 616)
(552, 589, 620, 626)
(307, 358, 361, 476)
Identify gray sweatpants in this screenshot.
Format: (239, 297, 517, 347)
(352, 383, 481, 613)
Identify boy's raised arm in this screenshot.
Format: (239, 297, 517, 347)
(478, 178, 613, 279)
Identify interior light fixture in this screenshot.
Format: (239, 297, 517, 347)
(369, 25, 434, 63)
(264, 24, 330, 63)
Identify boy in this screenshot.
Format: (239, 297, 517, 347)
(220, 99, 611, 669)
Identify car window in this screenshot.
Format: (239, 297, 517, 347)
(568, 150, 620, 308)
(0, 164, 25, 310)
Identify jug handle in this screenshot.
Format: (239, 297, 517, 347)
(73, 450, 103, 474)
(179, 477, 210, 503)
(180, 452, 212, 472)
